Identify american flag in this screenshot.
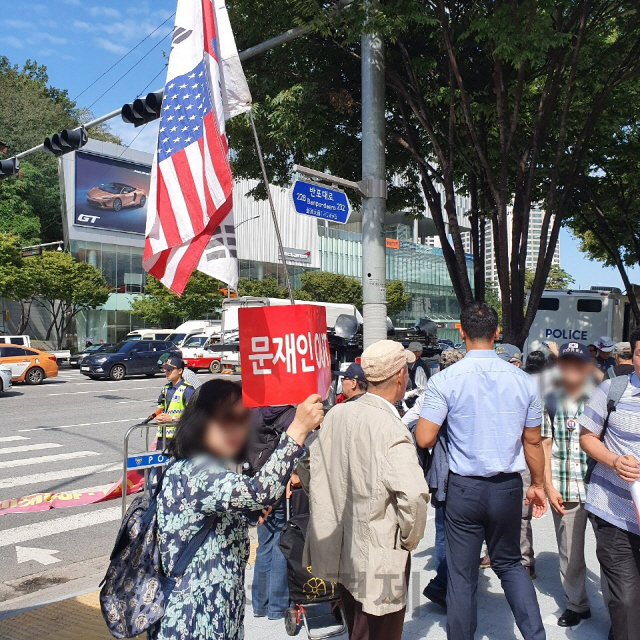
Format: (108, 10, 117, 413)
(143, 0, 251, 294)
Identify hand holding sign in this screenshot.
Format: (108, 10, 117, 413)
(286, 394, 324, 445)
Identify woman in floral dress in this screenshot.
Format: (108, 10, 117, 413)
(149, 379, 323, 640)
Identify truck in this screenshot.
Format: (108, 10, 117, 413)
(523, 287, 633, 355)
(181, 326, 225, 373)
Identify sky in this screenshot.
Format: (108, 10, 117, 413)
(2, 1, 638, 292)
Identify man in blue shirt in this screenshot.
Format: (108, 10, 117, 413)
(416, 302, 546, 640)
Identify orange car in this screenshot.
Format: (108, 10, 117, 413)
(86, 182, 147, 212)
(0, 345, 58, 384)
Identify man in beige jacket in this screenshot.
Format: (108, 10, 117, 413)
(299, 340, 429, 640)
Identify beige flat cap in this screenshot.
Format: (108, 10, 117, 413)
(361, 340, 416, 382)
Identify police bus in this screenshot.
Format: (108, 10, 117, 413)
(523, 287, 633, 354)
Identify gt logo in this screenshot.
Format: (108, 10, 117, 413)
(78, 214, 100, 223)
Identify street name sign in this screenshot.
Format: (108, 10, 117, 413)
(291, 179, 351, 224)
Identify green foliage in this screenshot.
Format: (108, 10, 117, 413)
(237, 276, 288, 298)
(31, 251, 110, 348)
(524, 265, 575, 292)
(130, 272, 224, 327)
(385, 280, 411, 317)
(485, 281, 502, 325)
(0, 57, 120, 242)
(295, 271, 363, 307)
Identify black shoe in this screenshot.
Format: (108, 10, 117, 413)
(423, 585, 447, 611)
(557, 609, 591, 628)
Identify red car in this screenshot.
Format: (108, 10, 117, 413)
(87, 182, 146, 212)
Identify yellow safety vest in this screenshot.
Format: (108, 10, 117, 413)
(156, 381, 191, 439)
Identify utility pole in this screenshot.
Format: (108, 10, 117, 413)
(360, 1, 388, 348)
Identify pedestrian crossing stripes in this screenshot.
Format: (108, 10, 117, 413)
(0, 436, 29, 443)
(0, 450, 100, 470)
(0, 506, 121, 547)
(0, 463, 121, 491)
(0, 443, 62, 456)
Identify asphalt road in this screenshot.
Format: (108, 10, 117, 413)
(0, 366, 234, 601)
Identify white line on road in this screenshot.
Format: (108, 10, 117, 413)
(0, 506, 120, 548)
(0, 463, 121, 490)
(0, 451, 99, 470)
(0, 443, 62, 456)
(117, 399, 156, 404)
(19, 418, 147, 432)
(0, 436, 29, 443)
(47, 387, 150, 396)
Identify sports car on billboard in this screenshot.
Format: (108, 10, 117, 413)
(86, 182, 147, 212)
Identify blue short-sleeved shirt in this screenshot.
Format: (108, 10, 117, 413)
(579, 373, 640, 535)
(419, 350, 541, 477)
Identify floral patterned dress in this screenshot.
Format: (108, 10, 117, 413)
(149, 433, 303, 640)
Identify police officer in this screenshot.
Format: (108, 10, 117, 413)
(155, 356, 195, 445)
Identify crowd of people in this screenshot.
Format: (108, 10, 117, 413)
(142, 303, 640, 640)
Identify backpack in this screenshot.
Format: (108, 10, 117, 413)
(100, 467, 215, 639)
(243, 406, 296, 476)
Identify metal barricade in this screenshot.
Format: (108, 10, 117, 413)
(121, 418, 177, 517)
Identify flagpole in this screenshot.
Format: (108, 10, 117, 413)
(248, 109, 295, 304)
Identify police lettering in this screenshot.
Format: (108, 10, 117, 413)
(545, 328, 588, 340)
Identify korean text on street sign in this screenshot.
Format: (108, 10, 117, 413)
(291, 179, 351, 224)
(239, 304, 332, 407)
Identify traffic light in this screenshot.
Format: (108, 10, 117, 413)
(121, 91, 163, 127)
(0, 157, 19, 180)
(44, 128, 88, 157)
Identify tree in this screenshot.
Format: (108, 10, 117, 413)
(0, 233, 38, 333)
(386, 280, 411, 317)
(524, 265, 575, 292)
(30, 252, 110, 348)
(130, 272, 224, 328)
(237, 276, 288, 298)
(228, 0, 640, 346)
(295, 271, 363, 307)
(0, 57, 120, 242)
(485, 281, 502, 324)
(565, 120, 640, 324)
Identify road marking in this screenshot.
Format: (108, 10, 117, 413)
(1, 506, 120, 548)
(0, 443, 62, 456)
(16, 545, 61, 565)
(0, 436, 29, 443)
(117, 398, 156, 404)
(0, 463, 121, 490)
(0, 451, 99, 470)
(47, 387, 151, 396)
(19, 418, 147, 432)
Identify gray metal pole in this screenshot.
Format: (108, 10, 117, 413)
(361, 5, 387, 348)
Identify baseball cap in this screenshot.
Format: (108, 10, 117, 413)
(408, 341, 423, 353)
(160, 355, 185, 371)
(339, 363, 366, 381)
(615, 342, 632, 356)
(558, 342, 591, 362)
(361, 340, 416, 382)
(596, 336, 615, 353)
(495, 344, 522, 363)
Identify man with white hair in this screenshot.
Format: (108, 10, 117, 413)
(299, 340, 429, 640)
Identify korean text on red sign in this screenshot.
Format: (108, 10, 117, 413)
(239, 304, 332, 407)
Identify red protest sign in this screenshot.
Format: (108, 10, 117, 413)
(239, 304, 332, 408)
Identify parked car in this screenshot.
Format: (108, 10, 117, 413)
(86, 182, 146, 211)
(0, 365, 12, 393)
(80, 340, 180, 380)
(70, 343, 113, 368)
(0, 345, 59, 385)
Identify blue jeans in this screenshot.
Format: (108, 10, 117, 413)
(251, 501, 290, 619)
(429, 502, 448, 593)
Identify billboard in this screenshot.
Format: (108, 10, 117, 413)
(74, 151, 151, 235)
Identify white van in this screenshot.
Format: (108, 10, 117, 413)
(523, 288, 631, 355)
(124, 329, 173, 342)
(0, 335, 32, 347)
(165, 320, 221, 348)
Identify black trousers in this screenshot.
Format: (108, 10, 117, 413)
(590, 514, 640, 640)
(445, 472, 545, 640)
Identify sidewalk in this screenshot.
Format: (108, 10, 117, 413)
(0, 510, 610, 640)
